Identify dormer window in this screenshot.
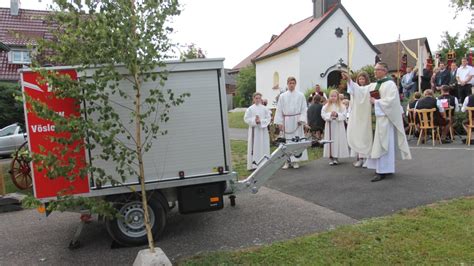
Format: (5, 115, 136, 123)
(9, 49, 31, 64)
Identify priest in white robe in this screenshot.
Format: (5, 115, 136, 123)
(343, 63, 411, 182)
(244, 92, 271, 170)
(274, 76, 308, 169)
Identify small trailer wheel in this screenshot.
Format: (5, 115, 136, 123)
(229, 195, 236, 207)
(105, 193, 167, 247)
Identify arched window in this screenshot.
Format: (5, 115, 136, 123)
(272, 72, 279, 90)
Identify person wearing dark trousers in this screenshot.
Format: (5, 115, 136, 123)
(456, 57, 474, 103)
(449, 62, 458, 97)
(434, 62, 451, 91)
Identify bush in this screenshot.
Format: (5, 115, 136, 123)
(453, 111, 467, 135)
(0, 82, 24, 128)
(236, 65, 256, 108)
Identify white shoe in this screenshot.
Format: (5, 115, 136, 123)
(282, 162, 289, 169)
(353, 159, 363, 168)
(362, 159, 368, 168)
(329, 159, 335, 166)
(292, 162, 300, 169)
(333, 158, 339, 165)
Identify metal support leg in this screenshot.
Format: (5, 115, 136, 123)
(229, 195, 236, 207)
(68, 213, 92, 249)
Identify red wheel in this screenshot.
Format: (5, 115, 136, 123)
(10, 142, 32, 190)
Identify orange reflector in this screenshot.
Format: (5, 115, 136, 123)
(210, 197, 220, 203)
(37, 205, 46, 214)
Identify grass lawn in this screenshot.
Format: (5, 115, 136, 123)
(181, 196, 474, 265)
(0, 160, 30, 195)
(227, 111, 247, 129)
(231, 140, 323, 179)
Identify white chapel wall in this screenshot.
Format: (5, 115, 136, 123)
(256, 49, 300, 107)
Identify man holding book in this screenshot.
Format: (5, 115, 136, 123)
(342, 62, 411, 182)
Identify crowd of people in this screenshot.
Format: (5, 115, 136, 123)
(244, 59, 474, 182)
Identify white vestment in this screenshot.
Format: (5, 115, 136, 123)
(347, 79, 411, 174)
(244, 104, 271, 170)
(274, 90, 308, 162)
(321, 103, 350, 159)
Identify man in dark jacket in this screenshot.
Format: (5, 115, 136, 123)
(307, 94, 325, 141)
(415, 89, 447, 141)
(434, 62, 451, 91)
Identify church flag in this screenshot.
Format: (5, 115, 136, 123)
(400, 38, 417, 61)
(347, 28, 355, 69)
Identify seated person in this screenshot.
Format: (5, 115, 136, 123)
(438, 85, 460, 142)
(406, 91, 422, 116)
(415, 89, 447, 140)
(437, 85, 460, 112)
(307, 94, 325, 141)
(461, 94, 474, 137)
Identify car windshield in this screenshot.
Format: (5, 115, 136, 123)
(0, 125, 17, 137)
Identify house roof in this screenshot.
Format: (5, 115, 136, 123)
(224, 69, 236, 86)
(0, 8, 53, 81)
(0, 8, 52, 47)
(374, 37, 431, 72)
(230, 42, 270, 72)
(254, 4, 380, 62)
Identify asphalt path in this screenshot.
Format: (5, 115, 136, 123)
(0, 187, 356, 265)
(0, 139, 473, 265)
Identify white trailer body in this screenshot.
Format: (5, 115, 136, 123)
(20, 58, 315, 247)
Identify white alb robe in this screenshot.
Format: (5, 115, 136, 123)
(274, 89, 308, 162)
(321, 103, 350, 159)
(244, 104, 271, 170)
(347, 80, 411, 174)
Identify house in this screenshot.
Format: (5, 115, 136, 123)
(224, 69, 236, 110)
(0, 1, 53, 82)
(233, 0, 379, 107)
(374, 37, 432, 75)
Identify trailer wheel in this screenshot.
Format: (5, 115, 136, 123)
(105, 193, 166, 247)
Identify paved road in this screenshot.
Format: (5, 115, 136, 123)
(0, 140, 472, 265)
(0, 187, 355, 265)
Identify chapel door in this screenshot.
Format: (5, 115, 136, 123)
(327, 70, 342, 89)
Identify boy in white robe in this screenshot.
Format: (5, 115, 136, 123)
(244, 92, 271, 170)
(274, 76, 308, 169)
(343, 63, 411, 182)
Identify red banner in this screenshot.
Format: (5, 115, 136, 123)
(22, 69, 89, 199)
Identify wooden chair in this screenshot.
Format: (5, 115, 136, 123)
(407, 108, 417, 140)
(415, 108, 442, 146)
(444, 106, 455, 141)
(466, 107, 474, 146)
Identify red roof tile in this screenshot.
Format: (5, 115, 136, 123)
(231, 42, 270, 71)
(0, 8, 53, 80)
(255, 5, 336, 61)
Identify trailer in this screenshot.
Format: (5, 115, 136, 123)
(20, 58, 314, 247)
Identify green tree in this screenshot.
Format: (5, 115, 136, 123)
(351, 65, 375, 83)
(180, 43, 206, 59)
(236, 65, 256, 107)
(438, 31, 469, 64)
(28, 0, 187, 252)
(0, 82, 24, 128)
(449, 0, 473, 17)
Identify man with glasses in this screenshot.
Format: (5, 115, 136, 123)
(343, 63, 411, 182)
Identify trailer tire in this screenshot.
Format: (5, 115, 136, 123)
(105, 193, 166, 247)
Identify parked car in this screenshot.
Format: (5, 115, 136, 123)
(0, 123, 27, 157)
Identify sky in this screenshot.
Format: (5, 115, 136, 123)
(2, 0, 472, 68)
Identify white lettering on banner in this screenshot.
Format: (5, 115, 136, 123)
(56, 111, 65, 117)
(31, 124, 55, 133)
